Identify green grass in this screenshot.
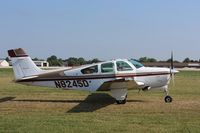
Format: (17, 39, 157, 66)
(0, 68, 200, 133)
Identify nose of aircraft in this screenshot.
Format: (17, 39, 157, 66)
(157, 67, 179, 75)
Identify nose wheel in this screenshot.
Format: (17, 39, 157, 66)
(164, 95, 172, 103)
(163, 85, 173, 103)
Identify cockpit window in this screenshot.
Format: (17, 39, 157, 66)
(116, 61, 133, 71)
(129, 59, 144, 69)
(101, 62, 114, 73)
(81, 65, 98, 74)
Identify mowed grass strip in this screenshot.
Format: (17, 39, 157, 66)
(0, 68, 200, 133)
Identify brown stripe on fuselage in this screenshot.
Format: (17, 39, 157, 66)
(16, 71, 170, 82)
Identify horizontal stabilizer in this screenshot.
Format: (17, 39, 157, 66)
(20, 76, 38, 80)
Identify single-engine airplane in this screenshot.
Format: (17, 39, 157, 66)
(8, 48, 178, 104)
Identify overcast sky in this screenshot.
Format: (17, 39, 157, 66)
(0, 0, 200, 61)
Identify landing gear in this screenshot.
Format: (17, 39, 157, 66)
(116, 95, 127, 104)
(110, 89, 127, 105)
(116, 99, 126, 104)
(164, 95, 172, 103)
(163, 85, 173, 103)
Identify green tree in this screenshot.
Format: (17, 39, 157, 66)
(139, 57, 157, 62)
(32, 57, 45, 61)
(139, 57, 148, 62)
(78, 57, 86, 65)
(47, 55, 63, 66)
(5, 57, 10, 62)
(91, 58, 101, 63)
(183, 58, 190, 63)
(166, 59, 171, 62)
(148, 58, 157, 62)
(67, 57, 78, 66)
(32, 57, 39, 61)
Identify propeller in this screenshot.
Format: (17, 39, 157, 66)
(170, 51, 175, 85)
(170, 51, 174, 70)
(170, 51, 179, 86)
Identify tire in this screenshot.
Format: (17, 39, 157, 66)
(116, 99, 126, 104)
(164, 95, 173, 103)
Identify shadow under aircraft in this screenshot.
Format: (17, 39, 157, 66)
(0, 96, 16, 103)
(67, 93, 116, 113)
(67, 93, 145, 113)
(0, 94, 145, 113)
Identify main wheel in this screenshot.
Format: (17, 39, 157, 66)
(116, 99, 126, 104)
(164, 95, 173, 103)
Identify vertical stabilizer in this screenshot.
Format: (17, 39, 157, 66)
(8, 48, 43, 80)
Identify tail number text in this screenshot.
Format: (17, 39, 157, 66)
(54, 80, 90, 88)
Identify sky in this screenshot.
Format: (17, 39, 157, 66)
(0, 0, 200, 61)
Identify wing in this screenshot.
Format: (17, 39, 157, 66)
(97, 78, 145, 91)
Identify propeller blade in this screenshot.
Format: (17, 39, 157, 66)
(170, 51, 174, 86)
(172, 72, 175, 86)
(171, 51, 174, 70)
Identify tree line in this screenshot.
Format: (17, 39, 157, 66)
(46, 55, 101, 66)
(37, 56, 200, 66)
(138, 57, 200, 63)
(5, 56, 200, 66)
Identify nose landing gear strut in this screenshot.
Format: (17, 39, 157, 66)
(163, 85, 173, 103)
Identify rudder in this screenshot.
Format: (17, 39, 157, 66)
(8, 48, 43, 81)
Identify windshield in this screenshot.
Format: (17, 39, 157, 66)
(128, 59, 144, 69)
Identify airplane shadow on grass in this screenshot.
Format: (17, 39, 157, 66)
(0, 96, 16, 103)
(67, 93, 145, 113)
(12, 99, 83, 103)
(67, 93, 116, 113)
(0, 94, 145, 113)
(0, 94, 116, 112)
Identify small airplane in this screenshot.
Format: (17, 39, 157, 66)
(8, 48, 178, 104)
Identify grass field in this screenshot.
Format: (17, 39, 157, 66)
(0, 68, 200, 133)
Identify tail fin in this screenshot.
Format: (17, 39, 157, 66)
(8, 48, 43, 80)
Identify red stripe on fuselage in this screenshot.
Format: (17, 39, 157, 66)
(17, 72, 170, 82)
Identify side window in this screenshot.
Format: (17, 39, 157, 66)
(81, 65, 98, 74)
(116, 61, 133, 71)
(101, 62, 114, 73)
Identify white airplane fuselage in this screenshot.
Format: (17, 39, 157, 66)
(19, 60, 171, 92)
